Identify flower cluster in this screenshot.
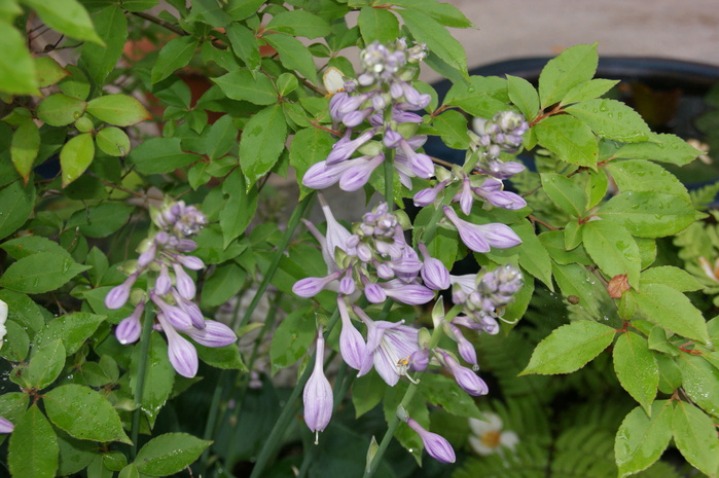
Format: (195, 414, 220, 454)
(303, 39, 434, 191)
(471, 111, 529, 178)
(105, 200, 237, 378)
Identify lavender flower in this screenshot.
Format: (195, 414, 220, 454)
(303, 328, 333, 443)
(443, 206, 521, 253)
(337, 298, 366, 370)
(157, 312, 198, 378)
(438, 350, 488, 396)
(184, 320, 237, 348)
(105, 274, 138, 310)
(0, 417, 13, 434)
(406, 418, 456, 464)
(115, 303, 144, 345)
(419, 244, 450, 290)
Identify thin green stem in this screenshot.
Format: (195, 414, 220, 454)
(418, 189, 454, 245)
(249, 309, 340, 478)
(237, 193, 315, 329)
(131, 303, 155, 459)
(384, 150, 395, 210)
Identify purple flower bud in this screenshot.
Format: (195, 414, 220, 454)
(406, 418, 456, 464)
(326, 130, 374, 165)
(382, 280, 434, 305)
(155, 264, 172, 296)
(115, 303, 144, 345)
(176, 255, 205, 270)
(339, 273, 356, 296)
(185, 319, 237, 347)
(375, 262, 395, 280)
(339, 154, 384, 192)
(364, 282, 387, 303)
(455, 178, 474, 215)
(337, 298, 366, 370)
(449, 324, 477, 366)
(105, 274, 137, 310)
(157, 313, 198, 378)
(0, 417, 14, 434)
(292, 272, 341, 298)
(419, 244, 450, 290)
(302, 160, 353, 190)
(413, 181, 446, 207)
(383, 129, 402, 148)
(303, 328, 333, 442)
(443, 207, 521, 253)
(137, 243, 157, 268)
(342, 109, 373, 128)
(357, 243, 373, 262)
(398, 139, 433, 179)
(410, 348, 430, 371)
(173, 291, 205, 329)
(173, 263, 196, 300)
(440, 350, 488, 396)
(176, 239, 198, 252)
(402, 83, 430, 109)
(474, 178, 527, 210)
(152, 294, 193, 330)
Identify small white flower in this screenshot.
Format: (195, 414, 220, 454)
(468, 413, 519, 456)
(0, 299, 7, 351)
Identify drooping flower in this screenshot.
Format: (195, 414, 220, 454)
(418, 244, 450, 291)
(443, 206, 521, 253)
(156, 312, 199, 378)
(438, 349, 488, 396)
(337, 298, 366, 370)
(303, 328, 333, 443)
(468, 413, 519, 456)
(406, 417, 456, 464)
(115, 303, 144, 345)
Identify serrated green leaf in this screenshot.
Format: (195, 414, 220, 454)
(560, 78, 619, 106)
(615, 401, 672, 476)
(521, 320, 615, 375)
(96, 127, 131, 157)
(0, 252, 89, 293)
(620, 284, 709, 343)
(400, 8, 467, 75)
(129, 137, 197, 175)
(196, 343, 246, 371)
(200, 263, 246, 308)
(2, 320, 29, 362)
(613, 332, 658, 413)
(265, 9, 330, 38)
(226, 24, 261, 70)
(9, 405, 59, 478)
(213, 69, 277, 105)
(540, 172, 587, 216)
(264, 33, 318, 82)
(606, 159, 689, 200)
(37, 94, 86, 126)
(60, 133, 95, 187)
(24, 339, 65, 390)
(0, 180, 34, 241)
(0, 25, 38, 95)
(151, 36, 197, 84)
(358, 7, 399, 43)
(87, 94, 150, 126)
(507, 75, 540, 119)
(534, 114, 598, 167)
(130, 334, 174, 429)
(34, 56, 68, 88)
(66, 202, 133, 238)
(21, 0, 101, 43)
(239, 105, 287, 185)
(135, 433, 211, 476)
(613, 133, 701, 166)
(11, 119, 40, 182)
(640, 266, 703, 292)
(352, 373, 385, 418)
(227, 0, 264, 20)
(0, 290, 44, 335)
(183, 114, 237, 161)
(79, 5, 127, 87)
(538, 43, 597, 108)
(566, 98, 650, 142)
(583, 219, 641, 287)
(36, 312, 105, 355)
(44, 384, 131, 444)
(677, 354, 719, 419)
(443, 76, 508, 117)
(289, 127, 334, 199)
(419, 374, 481, 418)
(598, 191, 697, 238)
(512, 219, 553, 289)
(270, 305, 315, 372)
(672, 401, 719, 475)
(219, 169, 257, 248)
(433, 110, 470, 149)
(390, 0, 472, 27)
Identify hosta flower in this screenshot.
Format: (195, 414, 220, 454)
(438, 349, 488, 396)
(157, 312, 198, 378)
(406, 418, 456, 464)
(115, 303, 144, 345)
(337, 298, 366, 370)
(303, 328, 333, 443)
(0, 417, 13, 434)
(468, 413, 519, 456)
(443, 206, 521, 253)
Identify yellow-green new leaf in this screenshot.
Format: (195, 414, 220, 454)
(60, 133, 95, 187)
(672, 401, 719, 476)
(87, 94, 151, 127)
(615, 401, 673, 477)
(613, 332, 658, 414)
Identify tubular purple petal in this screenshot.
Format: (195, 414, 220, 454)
(406, 418, 456, 464)
(382, 280, 434, 305)
(173, 263, 196, 300)
(176, 255, 205, 270)
(339, 154, 384, 191)
(152, 294, 193, 330)
(158, 313, 199, 378)
(0, 417, 13, 434)
(185, 320, 237, 347)
(303, 329, 333, 442)
(155, 264, 172, 296)
(104, 274, 137, 310)
(337, 298, 366, 370)
(440, 350, 488, 396)
(419, 244, 450, 290)
(364, 282, 387, 303)
(115, 303, 144, 345)
(292, 272, 340, 298)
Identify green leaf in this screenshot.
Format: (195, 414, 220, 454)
(560, 78, 619, 106)
(121, 0, 159, 12)
(276, 73, 298, 97)
(534, 115, 598, 167)
(43, 384, 131, 444)
(672, 401, 719, 475)
(433, 110, 469, 149)
(86, 94, 150, 127)
(60, 133, 95, 187)
(196, 343, 246, 371)
(358, 7, 399, 43)
(0, 25, 38, 95)
(418, 374, 481, 419)
(0, 290, 44, 335)
(352, 373, 384, 418)
(0, 252, 89, 293)
(227, 0, 264, 20)
(226, 24, 260, 70)
(606, 159, 689, 200)
(615, 401, 673, 476)
(538, 43, 598, 108)
(219, 169, 258, 249)
(96, 127, 131, 157)
(539, 172, 587, 216)
(130, 335, 174, 429)
(36, 312, 105, 355)
(390, 0, 472, 27)
(507, 75, 540, 120)
(677, 354, 719, 419)
(37, 94, 86, 126)
(613, 332, 658, 413)
(583, 219, 641, 287)
(79, 5, 127, 86)
(613, 133, 702, 167)
(58, 65, 90, 100)
(151, 36, 197, 84)
(135, 433, 211, 476)
(183, 114, 237, 161)
(265, 9, 330, 38)
(598, 191, 697, 238)
(521, 320, 615, 375)
(57, 432, 96, 476)
(444, 76, 508, 117)
(566, 98, 650, 142)
(200, 262, 246, 308)
(264, 33, 318, 82)
(9, 405, 59, 478)
(129, 137, 197, 175)
(21, 0, 101, 43)
(620, 284, 709, 343)
(66, 202, 133, 238)
(2, 320, 30, 362)
(400, 8, 467, 75)
(11, 119, 40, 182)
(34, 56, 68, 88)
(24, 339, 66, 390)
(289, 127, 334, 199)
(270, 306, 315, 373)
(239, 105, 287, 185)
(0, 180, 34, 240)
(640, 266, 703, 292)
(187, 0, 231, 27)
(512, 220, 553, 289)
(213, 69, 277, 105)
